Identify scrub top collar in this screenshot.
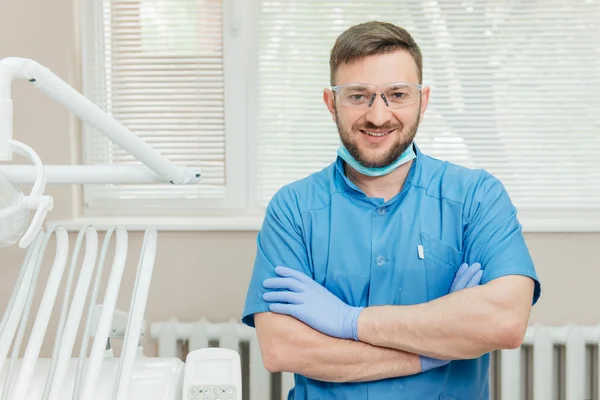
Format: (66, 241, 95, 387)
(334, 142, 423, 208)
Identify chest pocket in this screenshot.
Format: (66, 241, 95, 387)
(420, 232, 464, 301)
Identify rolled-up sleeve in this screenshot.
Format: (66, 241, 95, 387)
(242, 188, 311, 327)
(463, 172, 541, 305)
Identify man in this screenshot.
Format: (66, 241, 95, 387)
(242, 21, 541, 399)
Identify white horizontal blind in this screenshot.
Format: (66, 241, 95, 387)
(256, 1, 600, 213)
(82, 0, 226, 213)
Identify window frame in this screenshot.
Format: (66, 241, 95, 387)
(79, 0, 251, 218)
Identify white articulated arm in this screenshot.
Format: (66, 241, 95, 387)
(0, 233, 44, 375)
(10, 228, 69, 400)
(75, 227, 128, 400)
(113, 227, 158, 400)
(0, 58, 28, 160)
(0, 57, 201, 184)
(45, 227, 99, 400)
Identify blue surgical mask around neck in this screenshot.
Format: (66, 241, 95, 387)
(337, 143, 416, 177)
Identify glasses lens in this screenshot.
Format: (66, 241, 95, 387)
(337, 85, 374, 107)
(382, 84, 420, 108)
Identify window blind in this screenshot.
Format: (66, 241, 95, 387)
(82, 0, 226, 213)
(256, 1, 600, 213)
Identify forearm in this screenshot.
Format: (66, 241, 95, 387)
(357, 277, 533, 359)
(255, 312, 421, 383)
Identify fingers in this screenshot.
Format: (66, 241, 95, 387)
(262, 267, 310, 305)
(449, 263, 469, 292)
(466, 270, 483, 288)
(457, 263, 468, 274)
(274, 266, 310, 282)
(263, 277, 304, 292)
(263, 290, 301, 304)
(450, 263, 481, 292)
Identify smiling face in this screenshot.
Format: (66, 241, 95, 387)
(324, 50, 430, 169)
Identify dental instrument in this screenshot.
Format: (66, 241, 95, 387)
(0, 57, 241, 400)
(0, 57, 200, 185)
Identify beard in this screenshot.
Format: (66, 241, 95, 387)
(335, 105, 420, 169)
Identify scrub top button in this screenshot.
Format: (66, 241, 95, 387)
(377, 207, 386, 215)
(376, 255, 386, 266)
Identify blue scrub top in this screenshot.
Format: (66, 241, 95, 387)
(242, 144, 541, 400)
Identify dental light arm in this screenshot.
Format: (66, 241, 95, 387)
(0, 57, 201, 185)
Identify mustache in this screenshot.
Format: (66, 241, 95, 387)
(356, 122, 401, 130)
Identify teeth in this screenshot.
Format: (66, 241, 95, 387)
(364, 130, 390, 137)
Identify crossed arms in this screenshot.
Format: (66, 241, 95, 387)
(255, 274, 534, 383)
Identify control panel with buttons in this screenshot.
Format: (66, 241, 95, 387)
(188, 384, 237, 400)
(183, 348, 242, 400)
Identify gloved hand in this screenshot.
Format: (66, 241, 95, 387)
(420, 262, 483, 372)
(262, 266, 363, 340)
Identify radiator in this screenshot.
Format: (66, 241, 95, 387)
(150, 320, 600, 400)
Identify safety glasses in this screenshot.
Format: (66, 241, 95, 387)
(331, 82, 423, 109)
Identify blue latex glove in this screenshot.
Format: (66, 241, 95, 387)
(262, 266, 364, 340)
(420, 262, 483, 372)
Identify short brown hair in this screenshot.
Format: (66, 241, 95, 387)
(329, 21, 423, 85)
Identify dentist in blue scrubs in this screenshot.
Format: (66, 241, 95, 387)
(242, 21, 541, 400)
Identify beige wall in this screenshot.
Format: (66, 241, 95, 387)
(1, 0, 599, 358)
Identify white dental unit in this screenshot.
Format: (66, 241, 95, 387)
(0, 57, 242, 400)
